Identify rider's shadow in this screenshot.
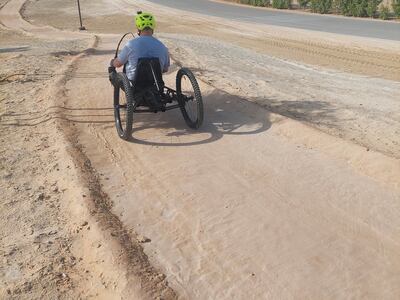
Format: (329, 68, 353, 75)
(128, 88, 272, 146)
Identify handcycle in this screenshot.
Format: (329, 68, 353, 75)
(108, 33, 204, 140)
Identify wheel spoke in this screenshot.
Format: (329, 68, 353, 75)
(181, 75, 198, 122)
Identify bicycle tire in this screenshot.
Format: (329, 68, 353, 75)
(114, 72, 135, 140)
(176, 68, 204, 129)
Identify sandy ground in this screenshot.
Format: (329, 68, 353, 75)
(1, 0, 400, 298)
(21, 0, 400, 159)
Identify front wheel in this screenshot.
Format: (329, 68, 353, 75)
(176, 68, 203, 129)
(114, 73, 135, 140)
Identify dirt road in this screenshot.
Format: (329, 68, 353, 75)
(1, 0, 400, 298)
(65, 38, 400, 298)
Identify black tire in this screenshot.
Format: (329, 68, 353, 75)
(114, 72, 135, 140)
(176, 68, 203, 129)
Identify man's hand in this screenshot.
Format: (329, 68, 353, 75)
(108, 59, 117, 85)
(111, 58, 124, 68)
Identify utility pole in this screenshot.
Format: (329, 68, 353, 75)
(77, 0, 86, 30)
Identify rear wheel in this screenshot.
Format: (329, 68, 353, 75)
(114, 73, 135, 140)
(176, 68, 203, 129)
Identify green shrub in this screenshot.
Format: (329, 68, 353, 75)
(272, 0, 290, 8)
(237, 0, 270, 6)
(393, 0, 400, 17)
(310, 0, 332, 12)
(350, 0, 368, 16)
(331, 0, 340, 12)
(366, 0, 382, 17)
(380, 5, 390, 19)
(310, 0, 319, 11)
(299, 0, 310, 8)
(333, 0, 381, 16)
(320, 0, 333, 12)
(238, 0, 392, 18)
(335, 0, 353, 14)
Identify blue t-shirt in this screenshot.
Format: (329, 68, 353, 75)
(117, 36, 170, 81)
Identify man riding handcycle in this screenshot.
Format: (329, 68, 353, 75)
(109, 11, 204, 140)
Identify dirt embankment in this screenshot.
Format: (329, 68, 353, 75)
(0, 29, 92, 298)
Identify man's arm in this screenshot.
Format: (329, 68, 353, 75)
(111, 44, 132, 69)
(163, 52, 170, 73)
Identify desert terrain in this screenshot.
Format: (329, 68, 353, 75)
(1, 0, 400, 299)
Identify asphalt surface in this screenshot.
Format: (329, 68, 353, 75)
(147, 0, 400, 41)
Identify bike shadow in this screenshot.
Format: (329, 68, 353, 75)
(126, 88, 272, 147)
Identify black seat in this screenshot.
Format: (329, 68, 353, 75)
(131, 57, 164, 92)
(127, 57, 165, 110)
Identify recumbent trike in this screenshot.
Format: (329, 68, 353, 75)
(108, 34, 204, 141)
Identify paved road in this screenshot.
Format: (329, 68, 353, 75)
(147, 0, 400, 41)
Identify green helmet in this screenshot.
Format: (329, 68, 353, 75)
(135, 11, 156, 31)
